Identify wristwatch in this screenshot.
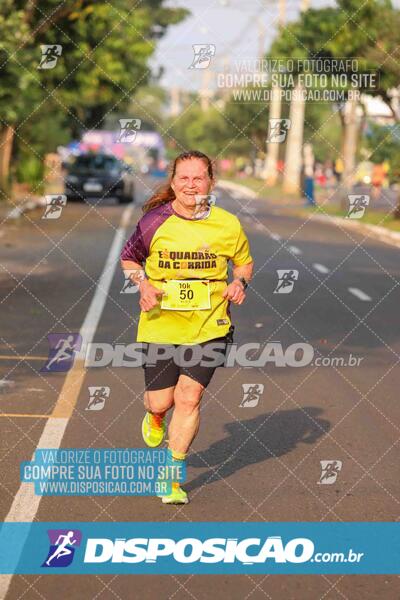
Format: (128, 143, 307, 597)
(237, 276, 248, 290)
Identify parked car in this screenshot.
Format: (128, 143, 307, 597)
(64, 153, 135, 203)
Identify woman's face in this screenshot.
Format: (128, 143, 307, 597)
(171, 158, 213, 208)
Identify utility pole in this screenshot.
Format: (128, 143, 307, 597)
(258, 16, 266, 62)
(278, 0, 286, 27)
(282, 0, 310, 194)
(200, 68, 212, 111)
(264, 0, 286, 186)
(170, 87, 181, 117)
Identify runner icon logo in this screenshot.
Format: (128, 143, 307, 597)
(118, 118, 142, 143)
(267, 118, 291, 143)
(121, 271, 142, 294)
(274, 270, 299, 294)
(240, 383, 264, 408)
(38, 44, 62, 69)
(42, 529, 82, 568)
(41, 333, 82, 372)
(86, 386, 110, 411)
(318, 460, 342, 485)
(189, 44, 216, 69)
(347, 195, 369, 219)
(42, 195, 67, 220)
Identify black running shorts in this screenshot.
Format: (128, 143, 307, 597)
(142, 327, 234, 391)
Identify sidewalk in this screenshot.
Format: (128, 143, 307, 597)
(222, 177, 400, 250)
(0, 177, 62, 224)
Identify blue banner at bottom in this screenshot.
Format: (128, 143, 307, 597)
(0, 522, 399, 574)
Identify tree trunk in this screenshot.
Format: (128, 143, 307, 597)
(340, 96, 359, 209)
(283, 81, 305, 194)
(0, 125, 15, 194)
(264, 84, 282, 186)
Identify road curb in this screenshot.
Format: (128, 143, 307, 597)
(3, 196, 47, 221)
(217, 179, 258, 199)
(310, 213, 400, 250)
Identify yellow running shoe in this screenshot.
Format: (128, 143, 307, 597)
(141, 412, 166, 448)
(160, 482, 189, 505)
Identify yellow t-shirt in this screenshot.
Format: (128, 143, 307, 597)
(120, 201, 253, 344)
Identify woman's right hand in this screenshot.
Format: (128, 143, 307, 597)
(139, 280, 165, 312)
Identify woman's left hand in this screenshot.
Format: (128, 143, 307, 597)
(222, 280, 246, 305)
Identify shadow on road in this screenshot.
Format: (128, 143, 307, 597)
(186, 407, 330, 491)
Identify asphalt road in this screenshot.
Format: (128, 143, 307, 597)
(0, 176, 399, 599)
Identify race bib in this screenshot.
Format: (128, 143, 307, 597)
(161, 280, 211, 311)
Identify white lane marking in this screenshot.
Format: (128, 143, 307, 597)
(312, 263, 330, 274)
(75, 224, 130, 361)
(288, 245, 302, 255)
(270, 233, 281, 241)
(0, 203, 134, 597)
(348, 287, 372, 301)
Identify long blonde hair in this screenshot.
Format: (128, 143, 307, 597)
(142, 150, 214, 214)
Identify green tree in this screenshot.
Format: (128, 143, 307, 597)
(167, 104, 227, 157)
(0, 0, 188, 192)
(269, 0, 400, 196)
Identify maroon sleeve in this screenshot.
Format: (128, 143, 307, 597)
(120, 223, 148, 264)
(120, 202, 174, 265)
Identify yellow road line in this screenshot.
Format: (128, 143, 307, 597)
(0, 413, 50, 418)
(0, 355, 48, 361)
(51, 359, 87, 418)
(0, 361, 87, 420)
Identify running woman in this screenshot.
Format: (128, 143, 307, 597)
(120, 150, 253, 504)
